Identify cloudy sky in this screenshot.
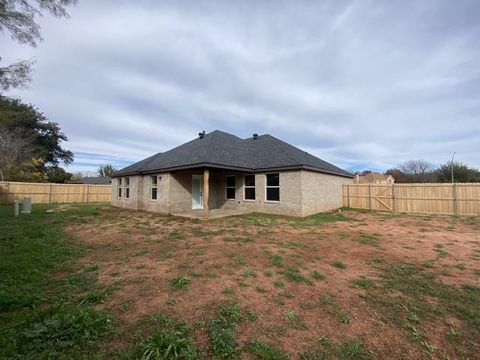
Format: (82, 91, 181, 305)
(2, 0, 480, 173)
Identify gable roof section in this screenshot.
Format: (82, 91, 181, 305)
(114, 130, 353, 178)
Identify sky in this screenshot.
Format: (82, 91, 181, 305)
(2, 0, 480, 174)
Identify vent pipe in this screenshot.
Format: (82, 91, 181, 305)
(253, 133, 258, 140)
(199, 130, 206, 139)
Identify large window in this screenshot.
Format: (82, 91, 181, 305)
(151, 175, 158, 200)
(244, 175, 255, 200)
(125, 177, 130, 199)
(266, 173, 280, 201)
(117, 178, 122, 198)
(225, 176, 236, 200)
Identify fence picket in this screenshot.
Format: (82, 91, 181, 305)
(343, 183, 480, 216)
(0, 181, 111, 204)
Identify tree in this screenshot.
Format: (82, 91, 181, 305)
(0, 0, 77, 92)
(98, 163, 118, 177)
(437, 161, 480, 183)
(0, 95, 73, 165)
(386, 160, 437, 183)
(45, 165, 72, 183)
(385, 168, 409, 183)
(0, 124, 34, 180)
(398, 160, 436, 183)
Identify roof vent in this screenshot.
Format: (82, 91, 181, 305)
(198, 130, 206, 139)
(253, 133, 258, 140)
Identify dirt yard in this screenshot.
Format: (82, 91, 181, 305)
(66, 207, 480, 359)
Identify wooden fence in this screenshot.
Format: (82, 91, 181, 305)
(0, 181, 112, 204)
(343, 183, 480, 216)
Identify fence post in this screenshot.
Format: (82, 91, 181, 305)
(86, 186, 90, 203)
(392, 183, 396, 213)
(368, 184, 372, 211)
(453, 183, 458, 216)
(347, 185, 351, 208)
(48, 184, 53, 203)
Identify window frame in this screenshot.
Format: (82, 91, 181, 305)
(117, 178, 122, 198)
(125, 177, 130, 199)
(243, 174, 256, 201)
(225, 175, 236, 200)
(150, 175, 158, 201)
(265, 173, 280, 202)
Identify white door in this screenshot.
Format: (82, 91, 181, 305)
(192, 175, 203, 210)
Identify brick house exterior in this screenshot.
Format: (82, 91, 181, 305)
(111, 131, 353, 217)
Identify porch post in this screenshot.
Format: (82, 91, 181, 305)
(203, 169, 209, 216)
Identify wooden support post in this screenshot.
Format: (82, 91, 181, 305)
(392, 184, 396, 213)
(347, 185, 351, 208)
(86, 185, 90, 203)
(453, 183, 458, 216)
(48, 184, 53, 203)
(368, 184, 372, 211)
(203, 169, 209, 216)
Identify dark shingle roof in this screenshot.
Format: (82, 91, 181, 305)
(114, 130, 353, 178)
(70, 177, 112, 185)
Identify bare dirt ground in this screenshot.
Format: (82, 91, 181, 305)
(65, 207, 480, 359)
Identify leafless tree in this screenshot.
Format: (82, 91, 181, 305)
(0, 125, 34, 180)
(399, 159, 436, 183)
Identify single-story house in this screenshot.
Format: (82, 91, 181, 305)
(111, 130, 353, 217)
(70, 177, 112, 185)
(354, 173, 394, 184)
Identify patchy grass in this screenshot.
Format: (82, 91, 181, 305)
(248, 340, 289, 360)
(357, 234, 380, 247)
(0, 204, 111, 359)
(362, 263, 480, 357)
(350, 276, 373, 290)
(3, 205, 479, 359)
(312, 271, 326, 281)
(170, 276, 191, 290)
(270, 255, 285, 267)
(338, 340, 371, 360)
(282, 268, 313, 285)
(332, 261, 347, 270)
(208, 302, 243, 359)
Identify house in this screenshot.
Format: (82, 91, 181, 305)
(70, 177, 112, 185)
(111, 130, 353, 217)
(354, 173, 394, 184)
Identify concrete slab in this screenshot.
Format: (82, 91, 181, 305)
(171, 208, 249, 220)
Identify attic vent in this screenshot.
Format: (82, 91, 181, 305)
(198, 131, 206, 139)
(253, 133, 258, 140)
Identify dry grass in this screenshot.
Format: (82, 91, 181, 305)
(62, 206, 480, 359)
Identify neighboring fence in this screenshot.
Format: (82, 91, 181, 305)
(0, 181, 112, 204)
(343, 183, 480, 216)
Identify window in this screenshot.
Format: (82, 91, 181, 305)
(266, 173, 280, 201)
(117, 178, 122, 198)
(125, 177, 130, 199)
(225, 176, 236, 200)
(244, 175, 255, 200)
(151, 175, 158, 200)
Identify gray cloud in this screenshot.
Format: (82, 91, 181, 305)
(2, 0, 479, 172)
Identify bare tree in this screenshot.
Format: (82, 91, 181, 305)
(0, 125, 34, 180)
(399, 160, 436, 183)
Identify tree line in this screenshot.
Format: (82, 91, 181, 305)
(358, 159, 480, 183)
